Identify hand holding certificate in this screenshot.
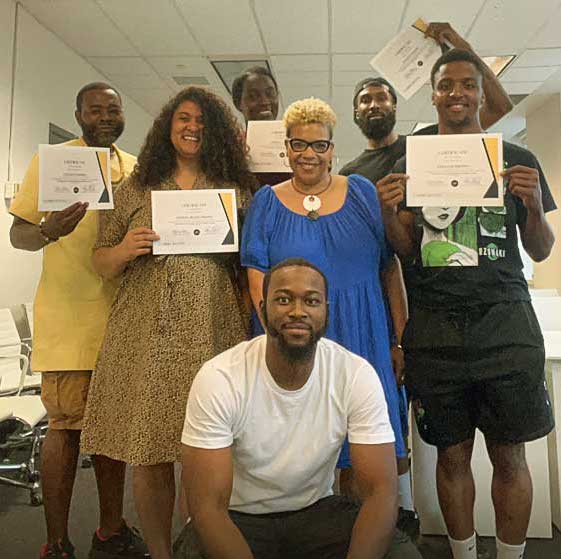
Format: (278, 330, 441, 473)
(406, 134, 503, 207)
(370, 19, 442, 100)
(151, 189, 239, 255)
(39, 144, 114, 211)
(246, 120, 291, 173)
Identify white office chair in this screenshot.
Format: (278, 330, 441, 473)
(0, 307, 46, 506)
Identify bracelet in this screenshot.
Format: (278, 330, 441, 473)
(39, 222, 58, 244)
(393, 343, 403, 350)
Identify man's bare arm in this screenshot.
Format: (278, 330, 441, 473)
(426, 22, 513, 129)
(182, 445, 254, 559)
(346, 442, 398, 559)
(10, 202, 88, 251)
(376, 174, 416, 260)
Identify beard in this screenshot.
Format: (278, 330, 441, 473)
(81, 121, 125, 148)
(262, 309, 327, 363)
(356, 110, 396, 141)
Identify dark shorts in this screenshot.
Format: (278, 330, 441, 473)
(403, 301, 554, 449)
(173, 496, 421, 559)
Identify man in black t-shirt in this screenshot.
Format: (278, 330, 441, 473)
(377, 48, 556, 559)
(340, 23, 513, 183)
(339, 23, 515, 542)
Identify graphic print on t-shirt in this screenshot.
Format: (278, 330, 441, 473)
(478, 205, 506, 239)
(420, 206, 478, 267)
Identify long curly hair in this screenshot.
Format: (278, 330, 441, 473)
(132, 87, 255, 191)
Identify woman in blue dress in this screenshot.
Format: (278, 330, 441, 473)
(241, 97, 408, 494)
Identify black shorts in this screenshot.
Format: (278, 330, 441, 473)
(403, 301, 555, 449)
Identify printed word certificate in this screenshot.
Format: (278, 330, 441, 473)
(406, 133, 503, 207)
(246, 120, 291, 173)
(38, 144, 113, 211)
(151, 189, 238, 255)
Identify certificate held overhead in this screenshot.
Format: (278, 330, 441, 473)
(370, 19, 442, 100)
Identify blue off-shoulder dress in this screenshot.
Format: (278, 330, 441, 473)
(241, 174, 406, 465)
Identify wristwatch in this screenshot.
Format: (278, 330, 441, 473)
(39, 222, 58, 245)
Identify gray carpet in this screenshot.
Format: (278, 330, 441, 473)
(0, 459, 560, 558)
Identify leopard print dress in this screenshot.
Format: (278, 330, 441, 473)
(81, 175, 250, 465)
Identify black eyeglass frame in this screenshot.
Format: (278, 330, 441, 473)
(285, 138, 334, 154)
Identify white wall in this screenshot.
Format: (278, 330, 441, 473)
(0, 2, 152, 309)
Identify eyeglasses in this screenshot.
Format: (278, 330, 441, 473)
(286, 138, 333, 154)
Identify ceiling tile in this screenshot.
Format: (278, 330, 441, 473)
(126, 88, 173, 116)
(501, 66, 558, 82)
(332, 54, 376, 73)
(98, 0, 200, 56)
(175, 0, 264, 55)
(513, 48, 561, 67)
(20, 0, 136, 56)
(331, 0, 406, 53)
(87, 57, 165, 89)
(503, 82, 542, 95)
(254, 0, 328, 54)
(467, 0, 560, 53)
(528, 3, 561, 48)
(401, 0, 485, 35)
(270, 55, 329, 73)
(281, 85, 330, 105)
(276, 72, 329, 89)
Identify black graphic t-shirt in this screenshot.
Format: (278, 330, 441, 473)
(340, 136, 407, 184)
(395, 141, 557, 309)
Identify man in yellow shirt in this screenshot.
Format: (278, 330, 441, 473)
(10, 82, 147, 559)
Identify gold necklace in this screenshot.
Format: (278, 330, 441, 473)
(290, 176, 333, 220)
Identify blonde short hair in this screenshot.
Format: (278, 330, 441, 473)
(283, 97, 337, 138)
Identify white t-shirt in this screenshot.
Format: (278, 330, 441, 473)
(182, 336, 395, 514)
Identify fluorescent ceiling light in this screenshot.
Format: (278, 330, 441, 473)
(211, 60, 273, 94)
(482, 55, 516, 77)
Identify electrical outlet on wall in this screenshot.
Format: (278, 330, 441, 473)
(4, 181, 21, 200)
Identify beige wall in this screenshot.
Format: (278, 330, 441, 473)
(525, 94, 561, 291)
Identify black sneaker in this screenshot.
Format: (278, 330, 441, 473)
(396, 508, 421, 541)
(40, 539, 76, 559)
(89, 524, 150, 558)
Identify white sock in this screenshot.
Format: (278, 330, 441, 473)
(448, 533, 477, 559)
(496, 537, 526, 559)
(398, 472, 415, 511)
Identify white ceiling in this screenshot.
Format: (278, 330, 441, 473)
(19, 0, 561, 161)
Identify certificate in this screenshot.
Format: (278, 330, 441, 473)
(246, 120, 292, 173)
(406, 133, 503, 207)
(151, 189, 238, 255)
(370, 19, 441, 100)
(38, 144, 113, 211)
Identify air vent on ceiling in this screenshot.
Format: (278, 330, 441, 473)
(172, 76, 209, 86)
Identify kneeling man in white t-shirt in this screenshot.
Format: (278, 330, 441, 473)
(179, 258, 421, 559)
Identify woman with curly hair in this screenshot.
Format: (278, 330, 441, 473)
(81, 86, 253, 558)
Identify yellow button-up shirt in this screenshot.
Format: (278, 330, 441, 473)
(10, 137, 137, 371)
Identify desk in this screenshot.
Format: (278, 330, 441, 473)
(544, 331, 561, 531)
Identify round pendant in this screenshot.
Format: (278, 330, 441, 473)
(307, 210, 320, 221)
(303, 195, 321, 212)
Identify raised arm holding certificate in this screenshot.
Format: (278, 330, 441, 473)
(406, 133, 503, 207)
(151, 189, 238, 255)
(38, 144, 114, 211)
(370, 19, 442, 100)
